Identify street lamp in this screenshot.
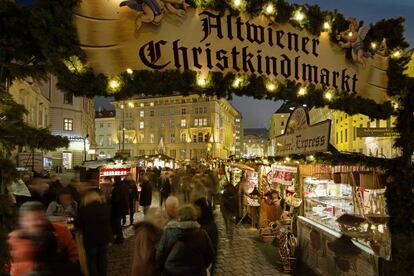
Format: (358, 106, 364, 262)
(83, 134, 89, 162)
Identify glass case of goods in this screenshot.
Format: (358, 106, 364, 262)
(303, 177, 353, 231)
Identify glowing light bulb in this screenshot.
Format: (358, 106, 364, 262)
(233, 78, 242, 88)
(391, 50, 401, 58)
(126, 68, 133, 74)
(308, 155, 315, 161)
(370, 42, 377, 50)
(233, 0, 241, 7)
(109, 79, 120, 90)
(294, 10, 305, 22)
(266, 83, 276, 92)
(323, 22, 330, 31)
(197, 76, 207, 87)
(128, 102, 134, 108)
(285, 157, 291, 162)
(120, 104, 124, 109)
(265, 3, 275, 14)
(348, 32, 353, 37)
(325, 91, 333, 101)
(298, 87, 306, 96)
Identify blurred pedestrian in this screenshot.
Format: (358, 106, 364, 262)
(123, 173, 139, 225)
(8, 201, 79, 276)
(111, 176, 129, 243)
(220, 181, 238, 240)
(46, 188, 77, 218)
(156, 205, 214, 276)
(44, 177, 63, 206)
(140, 174, 153, 215)
(164, 196, 179, 222)
(75, 190, 112, 276)
(194, 198, 218, 254)
(130, 207, 164, 276)
(159, 174, 171, 207)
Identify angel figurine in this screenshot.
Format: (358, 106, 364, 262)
(120, 0, 189, 30)
(336, 17, 371, 67)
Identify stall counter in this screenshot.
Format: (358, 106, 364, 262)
(298, 216, 380, 276)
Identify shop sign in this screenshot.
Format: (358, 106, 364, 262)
(74, 4, 390, 103)
(276, 108, 330, 156)
(267, 165, 298, 185)
(356, 127, 398, 137)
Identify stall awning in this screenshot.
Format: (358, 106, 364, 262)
(81, 159, 115, 169)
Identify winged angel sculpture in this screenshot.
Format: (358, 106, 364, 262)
(120, 0, 189, 30)
(336, 17, 371, 67)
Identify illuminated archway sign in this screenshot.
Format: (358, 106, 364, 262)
(276, 108, 331, 156)
(74, 2, 389, 103)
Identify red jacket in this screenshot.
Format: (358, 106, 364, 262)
(8, 223, 78, 276)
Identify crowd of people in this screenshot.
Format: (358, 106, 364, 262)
(5, 166, 237, 276)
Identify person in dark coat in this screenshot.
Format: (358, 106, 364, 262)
(122, 174, 138, 226)
(220, 181, 238, 240)
(159, 174, 171, 207)
(111, 176, 129, 243)
(44, 178, 63, 206)
(75, 190, 112, 276)
(156, 205, 214, 276)
(194, 198, 218, 275)
(140, 174, 153, 215)
(194, 198, 218, 254)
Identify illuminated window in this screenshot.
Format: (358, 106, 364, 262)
(150, 134, 154, 143)
(139, 122, 144, 129)
(181, 119, 186, 127)
(140, 103, 144, 107)
(140, 111, 144, 117)
(194, 119, 198, 127)
(170, 133, 176, 143)
(63, 118, 73, 131)
(203, 118, 207, 126)
(150, 102, 154, 106)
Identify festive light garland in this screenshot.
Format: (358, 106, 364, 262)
(54, 0, 407, 120)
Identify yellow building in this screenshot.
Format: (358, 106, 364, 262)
(112, 95, 240, 160)
(309, 107, 399, 158)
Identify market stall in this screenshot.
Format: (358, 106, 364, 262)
(297, 164, 389, 276)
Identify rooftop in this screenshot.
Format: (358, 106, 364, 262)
(243, 128, 268, 138)
(95, 109, 115, 118)
(274, 102, 309, 114)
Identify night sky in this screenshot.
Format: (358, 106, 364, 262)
(95, 0, 414, 128)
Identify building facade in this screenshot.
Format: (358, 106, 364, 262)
(95, 109, 117, 159)
(9, 79, 51, 171)
(309, 108, 399, 158)
(39, 76, 96, 169)
(112, 95, 239, 160)
(243, 128, 268, 158)
(268, 103, 297, 155)
(234, 115, 244, 158)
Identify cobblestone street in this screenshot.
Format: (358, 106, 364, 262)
(107, 193, 286, 276)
